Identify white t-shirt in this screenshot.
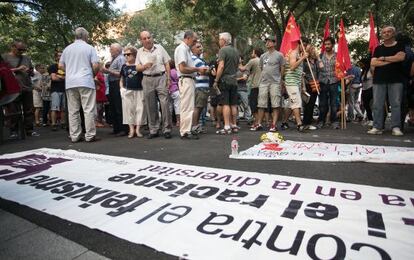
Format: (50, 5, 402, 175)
(60, 40, 99, 89)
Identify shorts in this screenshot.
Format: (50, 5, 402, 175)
(285, 84, 302, 109)
(249, 88, 259, 113)
(210, 94, 220, 107)
(195, 88, 209, 108)
(218, 82, 238, 106)
(32, 90, 43, 108)
(51, 92, 66, 111)
(258, 82, 281, 108)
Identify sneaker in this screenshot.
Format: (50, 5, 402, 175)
(86, 136, 101, 142)
(332, 122, 340, 129)
(297, 125, 305, 132)
(316, 122, 324, 129)
(280, 123, 289, 130)
(367, 128, 383, 135)
(250, 124, 263, 131)
(52, 125, 58, 131)
(181, 132, 199, 139)
(304, 125, 317, 130)
(9, 132, 18, 139)
(30, 131, 40, 137)
(367, 120, 373, 127)
(269, 124, 277, 132)
(392, 127, 404, 136)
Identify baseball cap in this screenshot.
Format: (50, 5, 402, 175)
(265, 35, 277, 42)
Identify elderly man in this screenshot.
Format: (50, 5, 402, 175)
(136, 31, 172, 139)
(368, 26, 406, 136)
(1, 40, 37, 137)
(213, 32, 240, 135)
(174, 31, 207, 140)
(102, 43, 127, 136)
(59, 27, 100, 142)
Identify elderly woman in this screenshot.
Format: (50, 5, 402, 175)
(120, 46, 145, 138)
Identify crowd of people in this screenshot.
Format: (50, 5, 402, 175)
(1, 25, 413, 143)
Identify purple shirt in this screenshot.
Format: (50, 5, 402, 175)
(169, 68, 179, 93)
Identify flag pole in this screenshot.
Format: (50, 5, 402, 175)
(340, 77, 346, 129)
(299, 39, 320, 95)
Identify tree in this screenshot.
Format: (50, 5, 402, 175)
(0, 0, 119, 64)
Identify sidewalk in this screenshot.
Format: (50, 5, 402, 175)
(0, 209, 110, 260)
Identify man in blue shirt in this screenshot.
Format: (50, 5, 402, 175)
(346, 64, 363, 121)
(191, 42, 210, 134)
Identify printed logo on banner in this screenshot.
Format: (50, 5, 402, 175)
(0, 154, 71, 181)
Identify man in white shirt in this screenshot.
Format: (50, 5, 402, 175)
(59, 27, 100, 143)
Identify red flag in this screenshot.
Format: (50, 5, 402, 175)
(279, 14, 301, 56)
(335, 19, 352, 79)
(320, 18, 330, 53)
(369, 13, 379, 55)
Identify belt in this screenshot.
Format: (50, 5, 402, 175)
(179, 75, 195, 79)
(143, 71, 165, 77)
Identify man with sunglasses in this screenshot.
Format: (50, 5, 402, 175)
(2, 40, 38, 138)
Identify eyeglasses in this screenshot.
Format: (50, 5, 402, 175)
(17, 48, 27, 52)
(124, 53, 133, 57)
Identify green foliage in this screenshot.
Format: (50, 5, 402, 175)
(348, 38, 370, 62)
(0, 0, 119, 65)
(118, 1, 177, 55)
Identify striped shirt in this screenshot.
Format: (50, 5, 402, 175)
(192, 54, 209, 88)
(284, 55, 303, 87)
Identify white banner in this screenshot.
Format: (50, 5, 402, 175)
(232, 140, 414, 164)
(0, 148, 413, 260)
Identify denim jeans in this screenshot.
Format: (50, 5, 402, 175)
(347, 86, 363, 119)
(318, 82, 339, 123)
(372, 82, 403, 129)
(238, 90, 252, 119)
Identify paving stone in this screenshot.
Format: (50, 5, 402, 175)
(0, 208, 38, 242)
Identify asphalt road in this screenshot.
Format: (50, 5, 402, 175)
(1, 120, 413, 259)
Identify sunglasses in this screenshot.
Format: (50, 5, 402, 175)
(17, 48, 27, 52)
(124, 53, 133, 57)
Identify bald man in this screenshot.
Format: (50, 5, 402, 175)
(136, 31, 172, 139)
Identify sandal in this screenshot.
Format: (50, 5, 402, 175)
(231, 126, 239, 133)
(216, 128, 232, 135)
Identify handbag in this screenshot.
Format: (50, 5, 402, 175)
(309, 79, 320, 93)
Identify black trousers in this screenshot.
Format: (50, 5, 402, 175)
(361, 88, 373, 121)
(108, 81, 127, 133)
(9, 90, 34, 132)
(303, 85, 318, 125)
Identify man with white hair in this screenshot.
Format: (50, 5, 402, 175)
(213, 32, 240, 135)
(102, 43, 127, 136)
(174, 30, 207, 140)
(368, 26, 406, 136)
(59, 27, 100, 142)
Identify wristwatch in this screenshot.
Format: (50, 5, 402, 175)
(382, 56, 386, 61)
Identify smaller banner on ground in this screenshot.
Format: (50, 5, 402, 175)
(232, 140, 414, 164)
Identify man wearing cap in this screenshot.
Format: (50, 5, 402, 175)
(250, 36, 285, 132)
(136, 31, 172, 139)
